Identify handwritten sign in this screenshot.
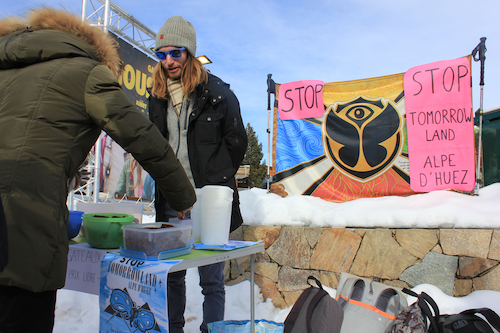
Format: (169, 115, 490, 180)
(99, 253, 181, 333)
(279, 80, 325, 120)
(64, 244, 109, 295)
(404, 57, 475, 192)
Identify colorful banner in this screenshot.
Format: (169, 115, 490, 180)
(404, 57, 475, 192)
(272, 73, 416, 202)
(99, 253, 180, 333)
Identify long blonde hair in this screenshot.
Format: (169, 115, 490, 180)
(151, 54, 208, 99)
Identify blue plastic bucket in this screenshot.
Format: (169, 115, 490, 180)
(67, 210, 84, 239)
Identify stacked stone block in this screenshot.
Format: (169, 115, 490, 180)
(225, 226, 500, 309)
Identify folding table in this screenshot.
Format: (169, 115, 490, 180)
(65, 241, 265, 331)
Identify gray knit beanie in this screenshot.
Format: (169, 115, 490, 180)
(155, 16, 196, 57)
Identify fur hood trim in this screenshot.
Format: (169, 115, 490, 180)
(0, 7, 122, 77)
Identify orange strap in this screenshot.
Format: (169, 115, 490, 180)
(339, 295, 397, 320)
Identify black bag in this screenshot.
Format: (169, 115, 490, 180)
(399, 288, 500, 333)
(388, 288, 438, 333)
(284, 276, 344, 333)
(432, 308, 500, 333)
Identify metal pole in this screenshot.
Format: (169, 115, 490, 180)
(475, 86, 484, 196)
(266, 74, 275, 190)
(68, 190, 74, 210)
(472, 37, 487, 195)
(103, 0, 110, 33)
(81, 0, 87, 22)
(93, 135, 102, 202)
(250, 254, 255, 333)
(267, 92, 271, 190)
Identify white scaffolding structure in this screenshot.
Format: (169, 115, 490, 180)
(82, 0, 156, 56)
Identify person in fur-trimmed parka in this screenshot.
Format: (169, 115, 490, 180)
(0, 7, 196, 332)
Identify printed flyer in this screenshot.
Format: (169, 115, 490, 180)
(99, 253, 181, 333)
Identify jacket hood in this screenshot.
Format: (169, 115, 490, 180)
(0, 7, 121, 76)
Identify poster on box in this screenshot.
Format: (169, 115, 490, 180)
(65, 244, 108, 295)
(99, 253, 181, 333)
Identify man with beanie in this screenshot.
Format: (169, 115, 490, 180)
(148, 16, 248, 333)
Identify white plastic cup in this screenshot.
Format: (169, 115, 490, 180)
(190, 188, 203, 243)
(200, 185, 233, 245)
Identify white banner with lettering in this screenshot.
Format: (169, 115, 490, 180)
(99, 253, 181, 333)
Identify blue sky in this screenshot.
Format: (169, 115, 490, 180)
(3, 0, 500, 165)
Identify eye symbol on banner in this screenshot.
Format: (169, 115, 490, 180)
(105, 288, 160, 332)
(323, 96, 403, 182)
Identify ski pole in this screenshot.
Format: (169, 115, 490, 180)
(472, 37, 486, 195)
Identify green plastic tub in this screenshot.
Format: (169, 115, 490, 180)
(82, 213, 134, 249)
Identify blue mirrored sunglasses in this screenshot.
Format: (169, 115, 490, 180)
(154, 47, 185, 60)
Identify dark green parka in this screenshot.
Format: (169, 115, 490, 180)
(0, 8, 196, 292)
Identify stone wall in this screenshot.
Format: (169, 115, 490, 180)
(224, 226, 500, 309)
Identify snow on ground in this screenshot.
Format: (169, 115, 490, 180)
(55, 184, 500, 332)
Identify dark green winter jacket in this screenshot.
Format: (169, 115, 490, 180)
(0, 8, 196, 292)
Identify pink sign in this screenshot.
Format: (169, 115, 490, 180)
(278, 80, 325, 120)
(404, 57, 475, 192)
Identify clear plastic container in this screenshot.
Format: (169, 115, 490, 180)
(122, 222, 191, 259)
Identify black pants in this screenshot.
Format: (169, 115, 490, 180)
(0, 285, 57, 333)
